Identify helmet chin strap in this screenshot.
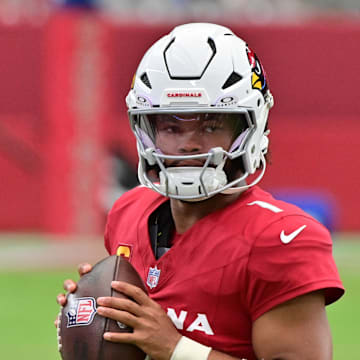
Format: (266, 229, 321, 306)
(221, 152, 266, 195)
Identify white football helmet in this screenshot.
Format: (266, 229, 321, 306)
(126, 23, 274, 201)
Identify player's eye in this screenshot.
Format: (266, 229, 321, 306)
(202, 120, 223, 133)
(203, 125, 218, 133)
(165, 126, 178, 133)
(157, 125, 179, 134)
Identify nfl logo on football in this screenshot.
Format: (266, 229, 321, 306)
(147, 266, 161, 289)
(66, 297, 97, 328)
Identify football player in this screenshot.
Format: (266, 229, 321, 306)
(57, 23, 344, 359)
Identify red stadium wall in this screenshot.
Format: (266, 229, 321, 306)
(0, 13, 359, 234)
(0, 25, 46, 230)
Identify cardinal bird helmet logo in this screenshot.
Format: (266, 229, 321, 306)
(246, 45, 268, 96)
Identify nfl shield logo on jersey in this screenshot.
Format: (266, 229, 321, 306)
(66, 297, 97, 327)
(147, 266, 161, 289)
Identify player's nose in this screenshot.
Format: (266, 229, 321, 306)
(178, 130, 203, 153)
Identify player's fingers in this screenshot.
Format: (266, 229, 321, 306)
(97, 306, 138, 329)
(54, 307, 63, 328)
(78, 263, 92, 276)
(103, 331, 135, 344)
(63, 279, 77, 293)
(97, 297, 142, 316)
(57, 293, 67, 306)
(111, 281, 150, 305)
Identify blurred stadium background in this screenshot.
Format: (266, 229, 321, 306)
(0, 0, 359, 358)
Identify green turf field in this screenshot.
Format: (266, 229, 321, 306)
(0, 235, 359, 359)
(0, 268, 77, 359)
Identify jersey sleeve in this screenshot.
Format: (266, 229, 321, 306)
(246, 215, 344, 321)
(103, 187, 141, 256)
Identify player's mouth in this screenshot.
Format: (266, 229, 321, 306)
(165, 159, 206, 167)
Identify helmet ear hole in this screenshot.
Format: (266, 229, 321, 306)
(257, 98, 261, 107)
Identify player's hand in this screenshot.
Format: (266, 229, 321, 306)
(54, 263, 93, 327)
(97, 281, 182, 360)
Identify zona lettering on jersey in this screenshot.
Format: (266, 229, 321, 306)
(167, 307, 214, 335)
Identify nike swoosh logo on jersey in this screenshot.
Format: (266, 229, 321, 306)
(280, 225, 307, 244)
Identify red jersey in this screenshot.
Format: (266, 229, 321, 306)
(104, 185, 344, 359)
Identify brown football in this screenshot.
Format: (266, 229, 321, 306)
(58, 255, 147, 360)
